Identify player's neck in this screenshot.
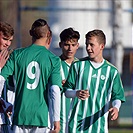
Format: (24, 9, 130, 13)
(90, 56, 104, 63)
(33, 39, 49, 49)
(60, 54, 74, 64)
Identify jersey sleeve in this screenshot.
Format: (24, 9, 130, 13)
(111, 71, 125, 103)
(49, 57, 62, 89)
(63, 62, 78, 92)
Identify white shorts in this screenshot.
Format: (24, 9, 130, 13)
(12, 125, 51, 133)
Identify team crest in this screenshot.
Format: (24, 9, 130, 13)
(101, 75, 105, 80)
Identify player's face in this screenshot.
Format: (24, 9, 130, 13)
(86, 36, 104, 62)
(60, 39, 79, 59)
(0, 32, 13, 51)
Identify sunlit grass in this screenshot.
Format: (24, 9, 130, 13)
(109, 129, 133, 133)
(109, 124, 133, 133)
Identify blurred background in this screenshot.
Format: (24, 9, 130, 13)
(0, 0, 133, 132)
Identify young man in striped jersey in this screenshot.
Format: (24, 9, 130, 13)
(0, 21, 14, 133)
(64, 29, 125, 133)
(59, 27, 80, 133)
(0, 19, 62, 133)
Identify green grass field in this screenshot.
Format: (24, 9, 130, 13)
(109, 129, 133, 133)
(109, 124, 133, 133)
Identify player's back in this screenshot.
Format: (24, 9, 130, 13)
(1, 43, 61, 126)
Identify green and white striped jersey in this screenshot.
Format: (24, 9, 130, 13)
(0, 44, 62, 127)
(64, 57, 125, 133)
(60, 57, 78, 133)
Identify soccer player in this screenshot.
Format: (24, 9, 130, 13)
(0, 19, 62, 133)
(59, 27, 80, 133)
(63, 29, 125, 133)
(0, 21, 14, 133)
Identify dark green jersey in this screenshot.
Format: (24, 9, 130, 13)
(64, 57, 125, 133)
(1, 44, 62, 127)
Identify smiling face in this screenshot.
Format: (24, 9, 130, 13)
(86, 36, 104, 63)
(60, 38, 79, 61)
(0, 31, 13, 51)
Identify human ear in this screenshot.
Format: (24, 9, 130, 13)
(77, 43, 79, 49)
(101, 44, 105, 50)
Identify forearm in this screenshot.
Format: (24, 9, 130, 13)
(65, 89, 89, 100)
(65, 89, 77, 98)
(112, 99, 121, 111)
(51, 85, 61, 122)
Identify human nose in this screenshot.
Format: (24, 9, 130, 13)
(68, 45, 73, 50)
(86, 44, 90, 50)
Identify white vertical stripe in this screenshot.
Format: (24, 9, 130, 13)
(80, 66, 93, 133)
(97, 66, 110, 133)
(104, 111, 109, 133)
(73, 61, 85, 133)
(106, 70, 117, 102)
(62, 93, 66, 132)
(60, 65, 65, 80)
(61, 64, 66, 132)
(103, 70, 117, 132)
(66, 97, 74, 132)
(89, 69, 101, 133)
(60, 64, 68, 132)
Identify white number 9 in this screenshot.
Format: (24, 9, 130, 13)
(26, 61, 40, 90)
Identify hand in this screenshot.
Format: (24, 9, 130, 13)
(0, 98, 13, 115)
(109, 107, 119, 120)
(50, 121, 60, 133)
(62, 80, 66, 86)
(0, 49, 9, 68)
(76, 90, 90, 100)
(6, 105, 13, 117)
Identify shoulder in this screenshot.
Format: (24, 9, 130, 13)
(79, 56, 89, 61)
(47, 51, 61, 63)
(70, 57, 89, 69)
(104, 60, 118, 70)
(104, 60, 120, 76)
(10, 47, 25, 57)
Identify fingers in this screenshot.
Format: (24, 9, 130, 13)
(76, 90, 90, 100)
(50, 121, 60, 133)
(0, 49, 9, 60)
(109, 107, 118, 121)
(0, 49, 9, 68)
(7, 112, 12, 117)
(62, 80, 66, 86)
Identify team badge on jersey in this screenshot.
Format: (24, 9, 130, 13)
(101, 75, 106, 80)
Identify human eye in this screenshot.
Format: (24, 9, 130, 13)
(9, 39, 13, 42)
(90, 43, 93, 46)
(64, 43, 69, 47)
(72, 43, 77, 47)
(3, 37, 8, 41)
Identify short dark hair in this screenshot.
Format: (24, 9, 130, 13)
(0, 21, 14, 37)
(60, 27, 80, 42)
(85, 29, 106, 45)
(29, 18, 52, 40)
